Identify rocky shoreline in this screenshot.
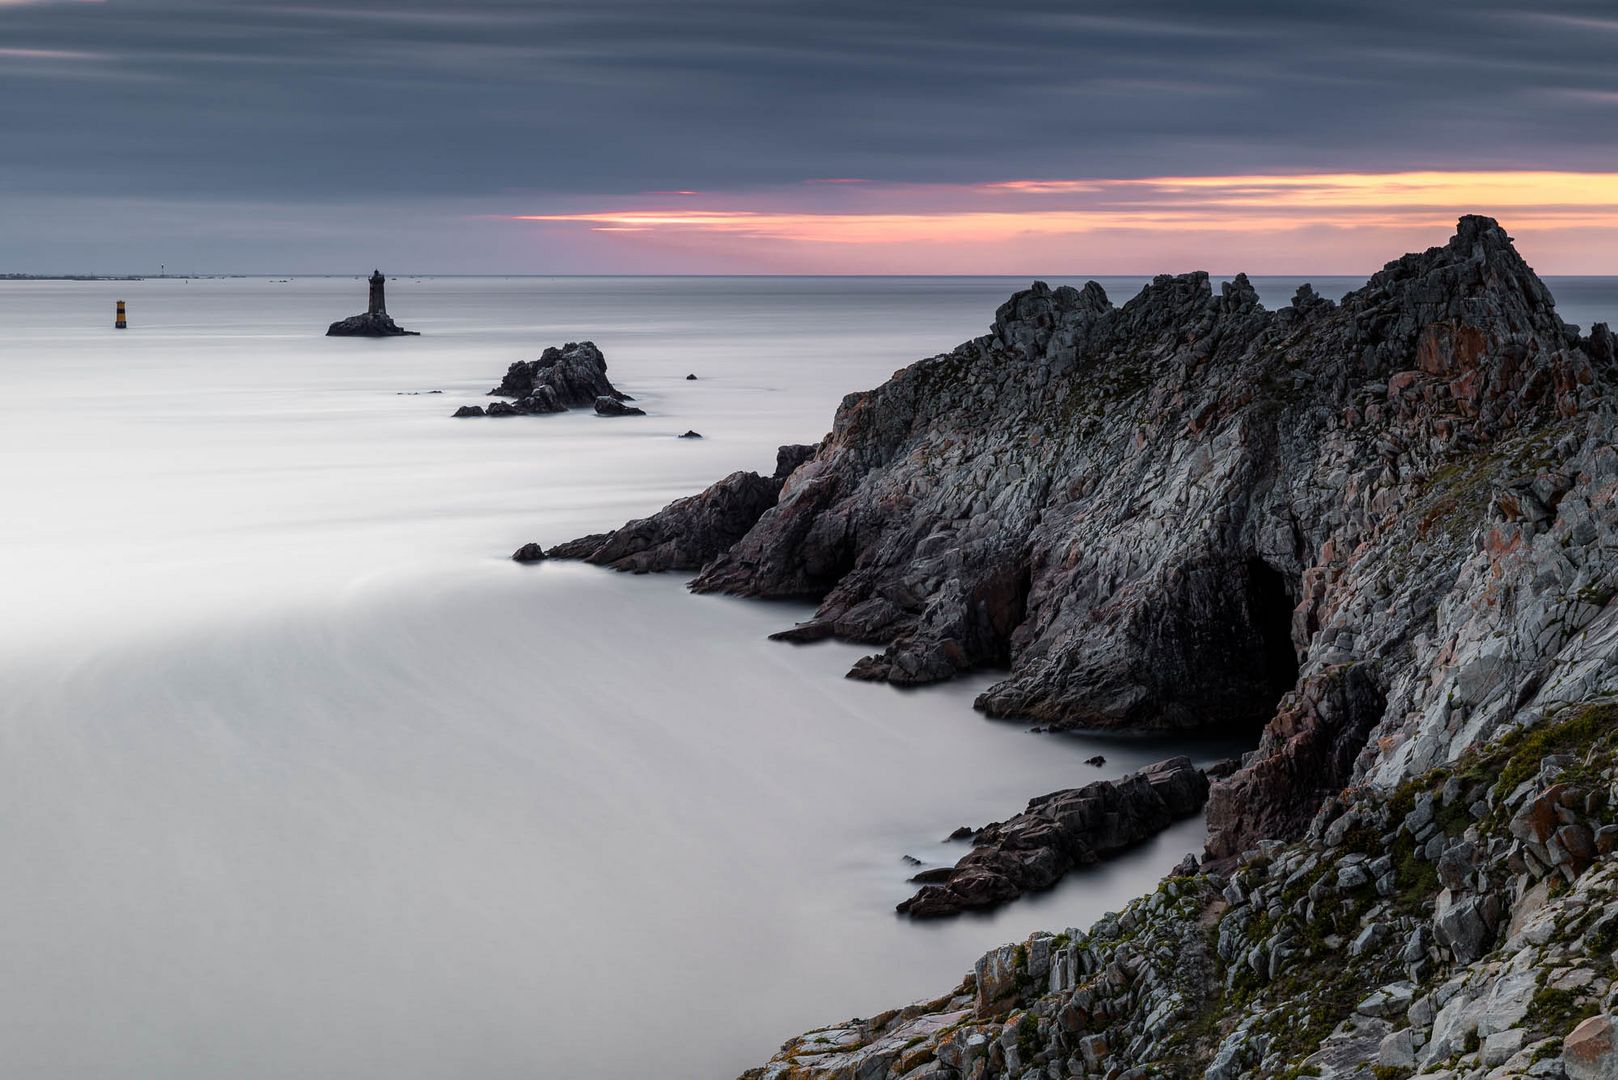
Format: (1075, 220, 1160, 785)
(529, 217, 1618, 1077)
(747, 705, 1618, 1079)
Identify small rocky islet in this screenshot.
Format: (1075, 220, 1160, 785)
(530, 217, 1618, 1078)
(451, 340, 645, 418)
(326, 270, 418, 336)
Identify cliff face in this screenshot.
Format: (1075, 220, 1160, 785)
(570, 217, 1616, 860)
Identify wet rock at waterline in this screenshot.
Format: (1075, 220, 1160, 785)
(511, 543, 547, 563)
(551, 443, 821, 574)
(896, 757, 1209, 917)
(594, 396, 645, 417)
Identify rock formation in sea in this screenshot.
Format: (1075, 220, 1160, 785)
(461, 340, 639, 417)
(545, 217, 1618, 1077)
(326, 269, 418, 336)
(898, 757, 1208, 918)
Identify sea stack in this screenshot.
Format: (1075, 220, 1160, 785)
(326, 270, 418, 336)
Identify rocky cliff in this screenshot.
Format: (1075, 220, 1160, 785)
(547, 218, 1618, 1076)
(561, 216, 1617, 864)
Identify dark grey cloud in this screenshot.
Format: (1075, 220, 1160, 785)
(2, 0, 1617, 205)
(2, 0, 1618, 271)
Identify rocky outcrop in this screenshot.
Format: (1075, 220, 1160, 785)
(486, 341, 635, 414)
(326, 311, 418, 336)
(746, 701, 1618, 1079)
(898, 757, 1209, 917)
(566, 218, 1618, 863)
(458, 341, 642, 416)
(548, 443, 820, 574)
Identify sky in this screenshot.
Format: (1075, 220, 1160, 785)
(2, 0, 1617, 274)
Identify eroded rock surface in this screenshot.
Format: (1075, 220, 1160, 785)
(898, 757, 1209, 917)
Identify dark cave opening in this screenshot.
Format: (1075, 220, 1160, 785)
(1244, 557, 1302, 713)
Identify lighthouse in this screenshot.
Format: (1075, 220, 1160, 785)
(326, 269, 417, 336)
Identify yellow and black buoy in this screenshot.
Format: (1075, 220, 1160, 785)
(115, 300, 127, 329)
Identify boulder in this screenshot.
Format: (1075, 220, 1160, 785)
(511, 543, 547, 563)
(1566, 1015, 1618, 1080)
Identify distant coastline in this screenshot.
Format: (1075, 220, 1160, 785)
(0, 273, 147, 281)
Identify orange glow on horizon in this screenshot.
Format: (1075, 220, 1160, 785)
(504, 170, 1618, 272)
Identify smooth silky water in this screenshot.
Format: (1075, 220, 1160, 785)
(1, 275, 1612, 1079)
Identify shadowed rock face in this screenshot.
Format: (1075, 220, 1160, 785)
(560, 218, 1618, 859)
(898, 757, 1209, 918)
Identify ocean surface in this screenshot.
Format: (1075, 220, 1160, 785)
(1, 274, 1612, 1080)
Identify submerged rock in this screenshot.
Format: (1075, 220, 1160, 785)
(679, 430, 703, 439)
(896, 757, 1209, 917)
(452, 405, 485, 418)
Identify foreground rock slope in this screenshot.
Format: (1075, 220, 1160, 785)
(561, 217, 1618, 864)
(746, 704, 1618, 1079)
